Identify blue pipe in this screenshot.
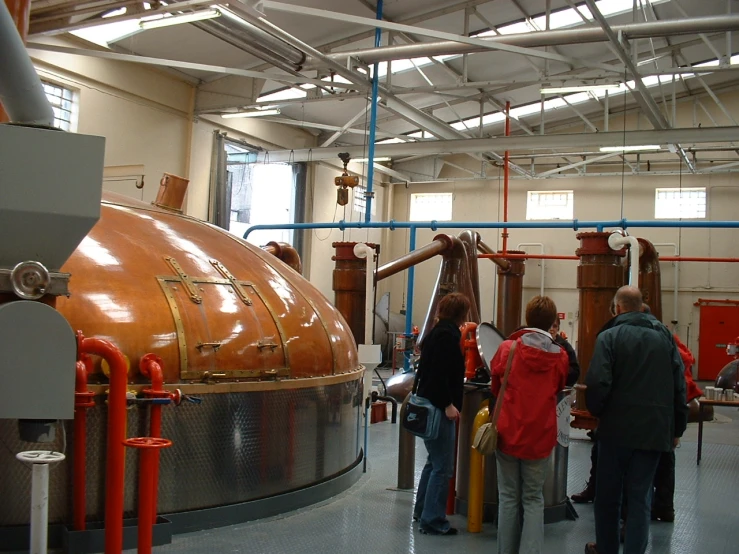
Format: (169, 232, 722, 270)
(243, 219, 739, 239)
(403, 227, 417, 373)
(364, 0, 383, 224)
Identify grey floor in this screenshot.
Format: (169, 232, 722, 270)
(131, 399, 739, 554)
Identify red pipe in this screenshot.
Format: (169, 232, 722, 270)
(73, 352, 95, 531)
(123, 438, 173, 554)
(78, 334, 129, 554)
(479, 253, 739, 262)
(502, 101, 510, 254)
(140, 354, 174, 527)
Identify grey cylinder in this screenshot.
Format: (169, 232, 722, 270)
(456, 388, 574, 522)
(0, 1, 55, 126)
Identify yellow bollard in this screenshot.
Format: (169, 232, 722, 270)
(467, 399, 490, 533)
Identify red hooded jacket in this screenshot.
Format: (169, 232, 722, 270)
(490, 328, 569, 460)
(674, 334, 702, 402)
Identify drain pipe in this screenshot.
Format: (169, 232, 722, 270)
(517, 243, 545, 296)
(73, 355, 95, 531)
(654, 242, 679, 326)
(608, 231, 640, 286)
(0, 0, 55, 126)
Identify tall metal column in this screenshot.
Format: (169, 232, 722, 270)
(0, 0, 32, 122)
(364, 0, 383, 224)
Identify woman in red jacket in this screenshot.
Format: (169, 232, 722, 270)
(490, 296, 569, 554)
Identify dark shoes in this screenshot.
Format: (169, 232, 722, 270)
(571, 482, 596, 504)
(419, 526, 458, 536)
(584, 543, 599, 554)
(652, 508, 675, 522)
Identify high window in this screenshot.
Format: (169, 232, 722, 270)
(353, 185, 376, 217)
(655, 187, 706, 219)
(526, 191, 574, 220)
(42, 80, 77, 131)
(409, 193, 453, 221)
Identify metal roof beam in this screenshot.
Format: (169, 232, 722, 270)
(252, 127, 739, 163)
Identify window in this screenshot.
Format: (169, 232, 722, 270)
(409, 193, 453, 221)
(526, 191, 574, 220)
(655, 187, 706, 219)
(42, 81, 77, 131)
(353, 186, 377, 217)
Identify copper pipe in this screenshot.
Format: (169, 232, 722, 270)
(495, 250, 526, 337)
(502, 101, 511, 254)
(264, 241, 303, 274)
(637, 238, 663, 322)
(476, 239, 510, 270)
(73, 354, 95, 531)
(375, 234, 453, 281)
(0, 0, 31, 122)
(418, 237, 480, 344)
(458, 230, 481, 317)
(332, 241, 378, 344)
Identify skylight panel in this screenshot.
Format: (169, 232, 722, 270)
(70, 12, 141, 47)
(258, 88, 307, 102)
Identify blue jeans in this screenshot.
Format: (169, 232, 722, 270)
(595, 441, 661, 554)
(413, 416, 456, 533)
(495, 450, 549, 554)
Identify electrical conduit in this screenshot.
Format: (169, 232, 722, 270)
(364, 0, 384, 224)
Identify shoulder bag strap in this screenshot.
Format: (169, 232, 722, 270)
(490, 340, 517, 425)
(412, 367, 422, 395)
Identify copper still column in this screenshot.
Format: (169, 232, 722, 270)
(572, 232, 626, 429)
(495, 251, 526, 338)
(637, 238, 663, 322)
(0, 0, 31, 123)
(332, 241, 378, 345)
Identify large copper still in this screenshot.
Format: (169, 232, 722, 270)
(494, 251, 526, 337)
(572, 232, 626, 429)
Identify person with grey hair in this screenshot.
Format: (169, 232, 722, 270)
(583, 286, 688, 554)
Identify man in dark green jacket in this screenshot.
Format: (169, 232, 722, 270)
(583, 286, 688, 554)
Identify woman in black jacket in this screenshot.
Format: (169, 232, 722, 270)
(412, 292, 471, 536)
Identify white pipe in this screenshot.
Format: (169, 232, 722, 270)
(653, 242, 680, 325)
(353, 243, 376, 346)
(608, 231, 640, 287)
(16, 451, 66, 554)
(517, 242, 545, 297)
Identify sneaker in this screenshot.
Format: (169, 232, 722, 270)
(584, 543, 599, 554)
(571, 482, 595, 504)
(412, 515, 420, 522)
(420, 526, 458, 536)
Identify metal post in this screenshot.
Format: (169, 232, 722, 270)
(397, 393, 416, 489)
(403, 226, 417, 372)
(16, 451, 66, 554)
(364, 0, 384, 224)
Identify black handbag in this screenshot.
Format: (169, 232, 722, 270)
(402, 371, 442, 440)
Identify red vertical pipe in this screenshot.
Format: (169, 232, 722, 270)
(140, 355, 167, 526)
(137, 449, 156, 554)
(79, 336, 128, 554)
(73, 356, 94, 531)
(502, 101, 511, 254)
(446, 418, 460, 515)
(0, 0, 31, 122)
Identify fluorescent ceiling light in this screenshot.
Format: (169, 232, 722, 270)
(140, 9, 221, 30)
(354, 157, 392, 163)
(541, 84, 621, 94)
(221, 109, 281, 119)
(600, 145, 661, 152)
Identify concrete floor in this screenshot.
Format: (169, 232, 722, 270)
(130, 398, 739, 554)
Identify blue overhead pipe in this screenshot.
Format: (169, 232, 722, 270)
(243, 218, 739, 239)
(245, 217, 739, 374)
(363, 0, 383, 224)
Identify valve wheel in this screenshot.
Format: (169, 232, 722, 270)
(123, 437, 173, 449)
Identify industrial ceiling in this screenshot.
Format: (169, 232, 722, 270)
(26, 0, 739, 179)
